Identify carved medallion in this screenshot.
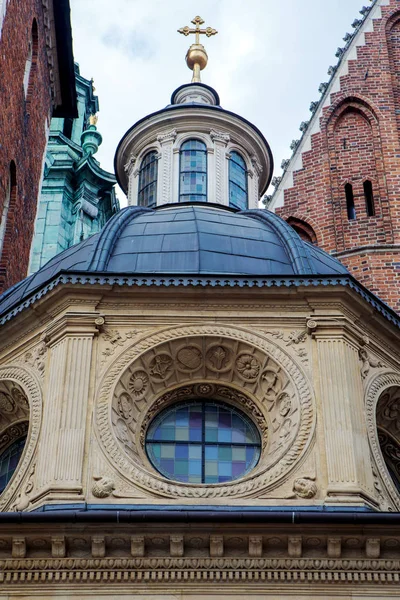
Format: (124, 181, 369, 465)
(206, 345, 231, 372)
(0, 392, 15, 413)
(128, 370, 148, 398)
(176, 346, 202, 371)
(235, 354, 260, 381)
(101, 327, 314, 499)
(117, 393, 134, 423)
(149, 354, 173, 380)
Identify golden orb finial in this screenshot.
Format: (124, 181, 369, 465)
(89, 114, 98, 127)
(178, 16, 218, 83)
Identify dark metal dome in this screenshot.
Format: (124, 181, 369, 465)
(0, 204, 350, 320)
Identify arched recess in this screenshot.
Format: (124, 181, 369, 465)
(386, 12, 400, 142)
(24, 19, 38, 107)
(95, 324, 316, 500)
(0, 366, 42, 510)
(366, 373, 400, 509)
(326, 97, 387, 248)
(286, 216, 317, 245)
(0, 161, 16, 279)
(376, 386, 400, 492)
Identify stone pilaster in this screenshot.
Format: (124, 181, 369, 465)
(210, 129, 230, 205)
(314, 322, 376, 507)
(34, 314, 100, 501)
(157, 129, 177, 205)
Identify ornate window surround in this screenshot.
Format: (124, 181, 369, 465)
(127, 129, 260, 210)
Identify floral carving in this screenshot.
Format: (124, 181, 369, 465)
(263, 329, 309, 367)
(128, 371, 148, 398)
(206, 345, 231, 372)
(23, 342, 47, 377)
(101, 329, 139, 363)
(359, 347, 384, 380)
(102, 327, 314, 499)
(235, 354, 260, 380)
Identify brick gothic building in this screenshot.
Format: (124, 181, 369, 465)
(0, 0, 76, 293)
(270, 0, 400, 313)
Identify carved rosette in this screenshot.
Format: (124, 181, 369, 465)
(366, 372, 400, 509)
(95, 326, 315, 498)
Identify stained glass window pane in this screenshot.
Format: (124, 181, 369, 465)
(138, 151, 158, 208)
(146, 401, 261, 484)
(179, 139, 207, 203)
(0, 436, 27, 494)
(229, 151, 248, 210)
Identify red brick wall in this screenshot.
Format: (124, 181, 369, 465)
(0, 0, 53, 292)
(276, 0, 400, 313)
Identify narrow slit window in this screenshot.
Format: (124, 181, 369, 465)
(345, 183, 356, 220)
(364, 180, 375, 217)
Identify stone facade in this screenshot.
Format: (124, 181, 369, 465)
(270, 0, 400, 313)
(0, 278, 398, 595)
(29, 65, 119, 273)
(0, 0, 76, 293)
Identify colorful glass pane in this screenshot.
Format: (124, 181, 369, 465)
(138, 151, 158, 208)
(146, 401, 261, 484)
(0, 436, 27, 494)
(229, 151, 248, 210)
(179, 140, 207, 203)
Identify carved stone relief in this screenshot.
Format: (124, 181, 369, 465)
(0, 368, 42, 510)
(100, 328, 141, 365)
(366, 374, 400, 509)
(95, 326, 315, 499)
(262, 329, 309, 369)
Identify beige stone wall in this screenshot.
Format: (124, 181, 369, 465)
(0, 284, 398, 512)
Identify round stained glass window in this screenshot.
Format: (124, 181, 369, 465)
(145, 401, 261, 484)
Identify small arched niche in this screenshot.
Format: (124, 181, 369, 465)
(0, 381, 30, 495)
(376, 386, 400, 493)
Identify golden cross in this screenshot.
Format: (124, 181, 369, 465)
(178, 16, 218, 83)
(178, 16, 217, 44)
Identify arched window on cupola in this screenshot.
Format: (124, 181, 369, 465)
(229, 151, 248, 210)
(138, 151, 158, 208)
(179, 139, 207, 202)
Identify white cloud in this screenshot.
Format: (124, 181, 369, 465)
(69, 0, 366, 205)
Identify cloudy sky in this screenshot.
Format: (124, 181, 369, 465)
(69, 0, 368, 204)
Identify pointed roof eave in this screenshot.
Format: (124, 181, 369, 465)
(268, 0, 383, 211)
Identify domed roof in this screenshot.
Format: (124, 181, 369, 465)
(0, 204, 350, 320)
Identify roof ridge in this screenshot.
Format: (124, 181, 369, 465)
(266, 0, 379, 208)
(87, 205, 153, 272)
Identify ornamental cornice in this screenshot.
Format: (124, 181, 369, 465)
(0, 528, 399, 587)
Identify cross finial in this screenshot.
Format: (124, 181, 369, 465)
(178, 16, 218, 83)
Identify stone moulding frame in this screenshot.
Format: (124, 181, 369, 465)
(95, 325, 315, 499)
(0, 365, 42, 510)
(366, 371, 400, 510)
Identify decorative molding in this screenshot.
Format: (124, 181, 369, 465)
(0, 366, 42, 511)
(210, 129, 230, 144)
(100, 328, 140, 364)
(156, 129, 177, 144)
(95, 325, 315, 499)
(123, 153, 137, 176)
(0, 529, 399, 586)
(366, 372, 400, 509)
(359, 346, 385, 380)
(19, 341, 47, 379)
(262, 329, 309, 368)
